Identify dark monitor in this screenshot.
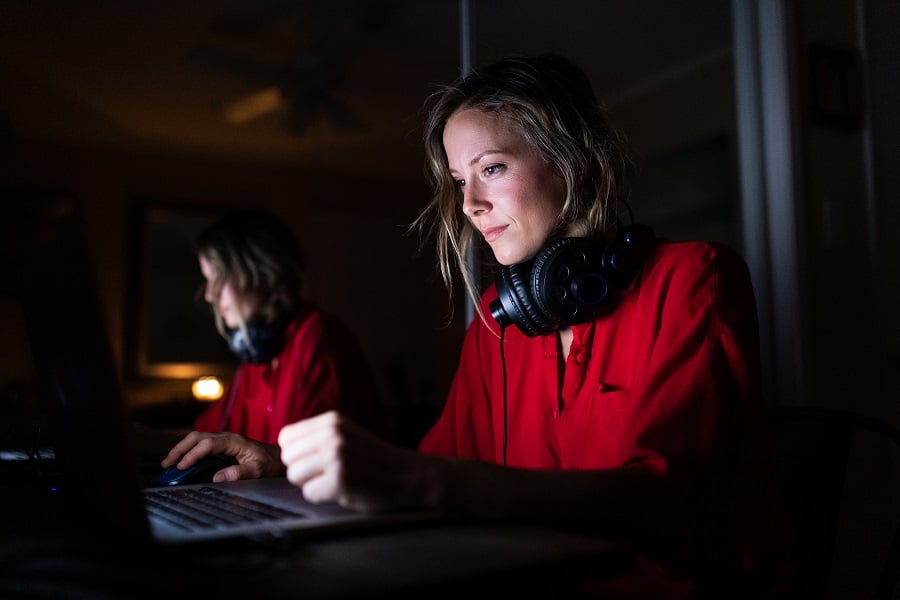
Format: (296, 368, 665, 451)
(19, 208, 150, 544)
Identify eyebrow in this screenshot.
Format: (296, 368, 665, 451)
(468, 149, 504, 167)
(449, 149, 505, 175)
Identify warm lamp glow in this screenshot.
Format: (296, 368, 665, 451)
(192, 376, 224, 402)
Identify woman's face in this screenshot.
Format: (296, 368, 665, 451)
(443, 108, 566, 266)
(198, 255, 257, 328)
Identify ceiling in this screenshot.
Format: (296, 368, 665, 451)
(0, 1, 732, 179)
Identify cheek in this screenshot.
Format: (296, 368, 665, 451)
(522, 183, 564, 236)
(240, 295, 260, 318)
(218, 285, 240, 316)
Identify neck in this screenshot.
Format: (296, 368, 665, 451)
(558, 327, 574, 362)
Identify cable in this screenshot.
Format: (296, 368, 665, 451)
(500, 326, 508, 467)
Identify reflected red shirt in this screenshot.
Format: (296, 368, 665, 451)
(194, 305, 384, 444)
(419, 238, 788, 592)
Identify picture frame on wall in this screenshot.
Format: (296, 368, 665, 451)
(127, 204, 237, 380)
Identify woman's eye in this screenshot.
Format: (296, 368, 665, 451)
(483, 164, 504, 176)
(454, 178, 465, 189)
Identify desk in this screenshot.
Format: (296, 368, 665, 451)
(3, 517, 631, 598)
(186, 521, 630, 597)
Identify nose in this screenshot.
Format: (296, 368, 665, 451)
(461, 183, 490, 218)
(203, 280, 215, 304)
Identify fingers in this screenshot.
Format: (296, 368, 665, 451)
(300, 467, 342, 504)
(160, 431, 205, 467)
(212, 464, 243, 483)
(161, 431, 285, 483)
(279, 412, 347, 499)
(161, 432, 232, 469)
(211, 457, 277, 483)
(278, 411, 340, 454)
(280, 414, 340, 464)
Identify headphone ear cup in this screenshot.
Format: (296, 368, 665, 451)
(493, 261, 556, 337)
(226, 311, 294, 364)
(490, 226, 654, 336)
(531, 237, 609, 326)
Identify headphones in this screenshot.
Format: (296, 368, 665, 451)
(489, 224, 653, 337)
(226, 310, 295, 364)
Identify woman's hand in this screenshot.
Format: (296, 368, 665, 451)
(279, 411, 432, 513)
(161, 431, 285, 482)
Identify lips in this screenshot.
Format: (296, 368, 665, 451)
(481, 225, 507, 243)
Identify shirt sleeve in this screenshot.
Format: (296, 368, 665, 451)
(619, 243, 763, 481)
(274, 312, 385, 437)
(622, 244, 784, 574)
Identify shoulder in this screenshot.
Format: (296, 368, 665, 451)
(648, 238, 747, 272)
(641, 239, 751, 290)
(289, 303, 343, 326)
(638, 239, 757, 324)
(284, 304, 356, 344)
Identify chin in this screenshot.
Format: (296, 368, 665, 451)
(493, 247, 533, 266)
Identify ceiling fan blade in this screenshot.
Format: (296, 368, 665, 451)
(222, 86, 284, 124)
(190, 44, 281, 83)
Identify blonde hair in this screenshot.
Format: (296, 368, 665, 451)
(195, 210, 308, 340)
(413, 54, 634, 320)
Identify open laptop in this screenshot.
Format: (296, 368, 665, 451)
(19, 209, 432, 546)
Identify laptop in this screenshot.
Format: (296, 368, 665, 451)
(19, 209, 433, 547)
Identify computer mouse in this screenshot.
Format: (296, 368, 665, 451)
(153, 454, 239, 486)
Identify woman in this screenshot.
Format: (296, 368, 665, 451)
(269, 55, 787, 596)
(160, 209, 385, 481)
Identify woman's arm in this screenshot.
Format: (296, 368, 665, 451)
(279, 411, 691, 544)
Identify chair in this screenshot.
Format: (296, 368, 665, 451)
(767, 406, 900, 600)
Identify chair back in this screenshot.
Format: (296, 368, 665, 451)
(768, 406, 900, 600)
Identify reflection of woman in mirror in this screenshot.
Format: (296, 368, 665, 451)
(160, 209, 384, 480)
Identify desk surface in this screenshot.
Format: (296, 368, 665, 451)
(4, 516, 631, 598)
(192, 520, 630, 598)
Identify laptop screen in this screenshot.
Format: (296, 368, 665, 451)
(20, 208, 151, 544)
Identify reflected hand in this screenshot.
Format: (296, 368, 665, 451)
(279, 410, 426, 513)
(161, 431, 284, 482)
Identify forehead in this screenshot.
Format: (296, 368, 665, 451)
(198, 254, 220, 277)
(443, 109, 526, 164)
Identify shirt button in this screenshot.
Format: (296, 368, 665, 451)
(266, 405, 274, 414)
(575, 351, 589, 364)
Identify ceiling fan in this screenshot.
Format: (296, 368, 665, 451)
(191, 1, 399, 134)
(191, 44, 359, 133)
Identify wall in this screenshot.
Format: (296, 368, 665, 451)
(609, 56, 739, 249)
(795, 1, 899, 596)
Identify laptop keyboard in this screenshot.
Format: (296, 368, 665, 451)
(144, 486, 307, 532)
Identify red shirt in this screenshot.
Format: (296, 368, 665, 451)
(419, 238, 788, 594)
(194, 305, 385, 444)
